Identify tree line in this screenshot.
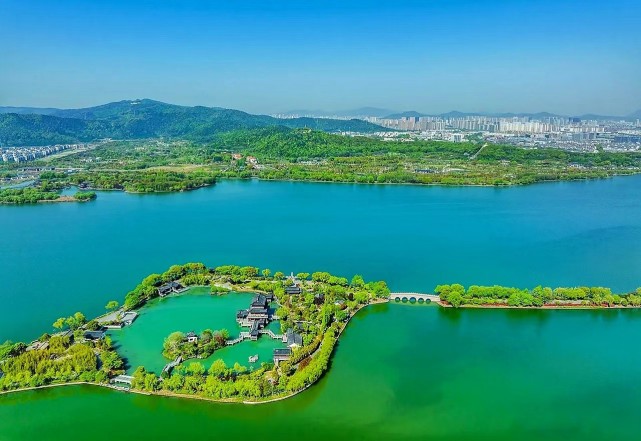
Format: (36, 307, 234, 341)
(435, 284, 641, 308)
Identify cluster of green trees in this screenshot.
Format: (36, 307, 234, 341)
(52, 312, 87, 331)
(217, 127, 641, 168)
(0, 185, 95, 204)
(436, 284, 641, 308)
(0, 341, 27, 360)
(0, 187, 61, 204)
(73, 191, 96, 201)
(212, 265, 261, 283)
(162, 329, 230, 361)
(284, 326, 338, 392)
(132, 359, 273, 399)
(218, 153, 633, 188)
(206, 265, 389, 335)
(0, 334, 123, 391)
(69, 170, 217, 193)
(216, 127, 479, 160)
(123, 263, 209, 309)
(48, 140, 223, 170)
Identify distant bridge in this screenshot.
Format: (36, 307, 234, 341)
(389, 293, 440, 303)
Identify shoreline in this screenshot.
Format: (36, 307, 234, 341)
(0, 381, 151, 398)
(219, 170, 639, 189)
(2, 297, 638, 402)
(439, 302, 640, 310)
(3, 172, 639, 207)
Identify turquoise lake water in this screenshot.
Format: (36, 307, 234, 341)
(1, 176, 641, 440)
(1, 177, 640, 341)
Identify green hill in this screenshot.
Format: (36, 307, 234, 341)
(0, 99, 383, 146)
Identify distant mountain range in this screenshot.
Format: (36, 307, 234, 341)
(281, 107, 395, 118)
(0, 99, 385, 146)
(383, 110, 641, 121)
(283, 107, 641, 121)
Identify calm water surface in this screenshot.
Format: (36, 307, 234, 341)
(2, 305, 641, 441)
(111, 288, 285, 373)
(1, 177, 641, 440)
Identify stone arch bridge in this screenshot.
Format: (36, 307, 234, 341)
(389, 292, 440, 303)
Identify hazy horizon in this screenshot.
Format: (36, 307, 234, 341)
(1, 97, 639, 118)
(1, 0, 640, 115)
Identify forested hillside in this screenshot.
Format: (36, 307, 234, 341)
(218, 127, 641, 167)
(0, 99, 383, 146)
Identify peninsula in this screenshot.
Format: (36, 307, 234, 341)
(1, 263, 640, 403)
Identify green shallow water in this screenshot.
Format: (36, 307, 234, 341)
(110, 288, 285, 373)
(2, 177, 641, 440)
(3, 304, 641, 440)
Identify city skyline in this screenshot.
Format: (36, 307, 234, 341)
(1, 0, 640, 115)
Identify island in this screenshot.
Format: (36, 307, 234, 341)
(1, 263, 640, 403)
(0, 186, 96, 204)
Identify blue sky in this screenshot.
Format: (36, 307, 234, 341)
(1, 0, 640, 115)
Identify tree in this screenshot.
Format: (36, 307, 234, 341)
(351, 275, 365, 287)
(85, 320, 100, 331)
(105, 300, 119, 311)
(0, 341, 16, 360)
(95, 370, 108, 384)
(208, 359, 228, 377)
(275, 307, 288, 321)
(448, 291, 463, 308)
(142, 273, 163, 287)
(144, 373, 159, 391)
(201, 329, 213, 343)
(312, 272, 331, 283)
(101, 350, 123, 371)
(233, 362, 247, 373)
(274, 271, 285, 280)
(296, 272, 310, 281)
(261, 269, 271, 279)
(163, 332, 185, 358)
(186, 362, 205, 377)
(65, 312, 86, 330)
(163, 373, 185, 391)
(53, 317, 66, 330)
(240, 266, 259, 279)
(131, 366, 147, 389)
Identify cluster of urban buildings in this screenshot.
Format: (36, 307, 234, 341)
(363, 116, 641, 152)
(0, 144, 85, 163)
(273, 110, 641, 152)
